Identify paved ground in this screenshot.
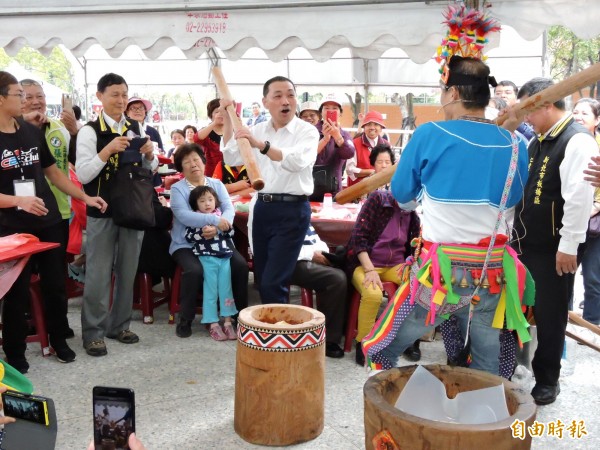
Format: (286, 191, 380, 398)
(14, 272, 600, 449)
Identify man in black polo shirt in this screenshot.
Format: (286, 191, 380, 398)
(514, 77, 596, 405)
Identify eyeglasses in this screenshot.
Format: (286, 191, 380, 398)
(4, 92, 26, 100)
(128, 105, 146, 112)
(25, 94, 46, 102)
(439, 82, 450, 91)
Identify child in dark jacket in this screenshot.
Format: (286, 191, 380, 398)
(185, 186, 237, 341)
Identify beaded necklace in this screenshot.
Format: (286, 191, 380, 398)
(458, 115, 494, 124)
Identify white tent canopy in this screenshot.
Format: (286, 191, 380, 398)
(79, 24, 544, 94)
(1, 0, 599, 64)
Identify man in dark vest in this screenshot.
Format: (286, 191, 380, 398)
(514, 77, 596, 405)
(75, 73, 158, 357)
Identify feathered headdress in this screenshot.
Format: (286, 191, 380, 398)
(436, 3, 501, 85)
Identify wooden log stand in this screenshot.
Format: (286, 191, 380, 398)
(234, 304, 326, 445)
(364, 365, 537, 450)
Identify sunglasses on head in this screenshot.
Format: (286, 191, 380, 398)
(20, 79, 43, 87)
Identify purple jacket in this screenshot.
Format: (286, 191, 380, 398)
(315, 121, 355, 194)
(346, 190, 420, 274)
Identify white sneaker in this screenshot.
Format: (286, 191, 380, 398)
(68, 263, 85, 283)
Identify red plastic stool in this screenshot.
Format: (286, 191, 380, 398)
(343, 281, 398, 353)
(27, 275, 52, 356)
(168, 266, 202, 324)
(133, 273, 171, 324)
(299, 288, 315, 308)
(0, 275, 51, 357)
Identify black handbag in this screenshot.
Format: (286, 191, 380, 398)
(310, 164, 338, 202)
(110, 163, 155, 230)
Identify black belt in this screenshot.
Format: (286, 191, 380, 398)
(257, 193, 308, 203)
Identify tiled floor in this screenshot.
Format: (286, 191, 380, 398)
(15, 279, 600, 449)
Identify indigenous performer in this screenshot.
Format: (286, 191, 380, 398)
(362, 5, 534, 376)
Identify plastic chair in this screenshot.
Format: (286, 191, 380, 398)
(0, 275, 51, 357)
(299, 288, 316, 308)
(133, 273, 171, 324)
(168, 265, 203, 324)
(343, 281, 398, 353)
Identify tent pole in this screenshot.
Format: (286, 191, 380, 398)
(541, 30, 549, 78)
(363, 59, 369, 112)
(84, 57, 88, 121)
(74, 55, 89, 120)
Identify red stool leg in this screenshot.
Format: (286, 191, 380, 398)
(300, 288, 314, 308)
(28, 276, 51, 357)
(382, 281, 399, 300)
(344, 290, 361, 353)
(139, 273, 154, 324)
(168, 266, 182, 324)
(162, 276, 171, 297)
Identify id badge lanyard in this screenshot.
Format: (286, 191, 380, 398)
(11, 130, 36, 207)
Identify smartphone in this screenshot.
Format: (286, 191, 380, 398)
(326, 109, 338, 124)
(93, 386, 135, 450)
(2, 390, 50, 426)
(61, 93, 73, 112)
(127, 136, 149, 152)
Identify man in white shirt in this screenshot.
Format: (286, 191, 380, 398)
(222, 76, 319, 304)
(514, 77, 596, 405)
(76, 73, 158, 357)
(245, 219, 347, 358)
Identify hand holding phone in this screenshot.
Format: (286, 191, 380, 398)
(2, 390, 50, 426)
(127, 137, 149, 152)
(62, 93, 73, 113)
(93, 386, 135, 450)
(325, 110, 338, 124)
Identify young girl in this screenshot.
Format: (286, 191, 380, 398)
(185, 186, 237, 340)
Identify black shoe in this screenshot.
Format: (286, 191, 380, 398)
(325, 343, 344, 358)
(403, 340, 421, 362)
(355, 341, 365, 366)
(6, 357, 29, 374)
(51, 339, 76, 363)
(531, 382, 560, 405)
(176, 319, 192, 338)
(65, 327, 75, 339)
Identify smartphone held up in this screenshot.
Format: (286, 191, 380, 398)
(61, 93, 73, 113)
(325, 109, 338, 124)
(93, 386, 135, 450)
